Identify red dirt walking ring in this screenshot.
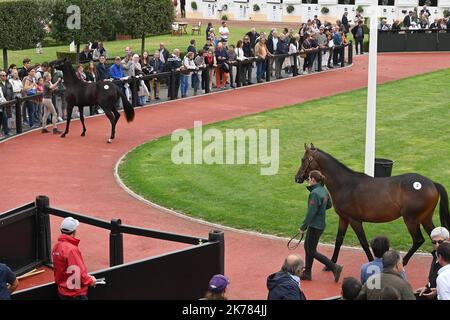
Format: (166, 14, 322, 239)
(2, 53, 450, 299)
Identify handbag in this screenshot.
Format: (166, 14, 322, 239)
(220, 62, 230, 73)
(27, 88, 37, 96)
(299, 52, 307, 59)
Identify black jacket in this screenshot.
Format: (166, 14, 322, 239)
(18, 67, 28, 80)
(403, 15, 412, 28)
(428, 251, 442, 289)
(245, 31, 260, 48)
(276, 40, 289, 55)
(79, 51, 93, 63)
(267, 37, 278, 54)
(159, 48, 170, 63)
(342, 15, 349, 32)
(96, 63, 108, 81)
(85, 70, 99, 82)
(267, 271, 306, 300)
(0, 80, 14, 101)
(351, 25, 365, 39)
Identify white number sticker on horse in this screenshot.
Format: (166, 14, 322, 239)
(413, 182, 422, 190)
(104, 85, 109, 90)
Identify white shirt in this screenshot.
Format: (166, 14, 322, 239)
(437, 264, 450, 300)
(9, 78, 23, 93)
(272, 37, 279, 51)
(0, 87, 5, 102)
(235, 47, 245, 61)
(219, 26, 229, 40)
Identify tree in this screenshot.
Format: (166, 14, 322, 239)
(121, 0, 174, 56)
(49, 0, 121, 58)
(0, 0, 47, 69)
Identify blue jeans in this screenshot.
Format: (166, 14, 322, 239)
(192, 73, 200, 93)
(180, 74, 190, 97)
(256, 61, 266, 81)
(25, 101, 36, 127)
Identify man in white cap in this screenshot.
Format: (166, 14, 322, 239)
(414, 226, 449, 300)
(52, 217, 96, 300)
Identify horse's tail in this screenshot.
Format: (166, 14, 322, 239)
(117, 85, 135, 122)
(434, 182, 450, 230)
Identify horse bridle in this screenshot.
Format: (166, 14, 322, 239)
(300, 153, 316, 181)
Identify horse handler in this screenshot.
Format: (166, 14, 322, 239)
(299, 170, 343, 282)
(41, 72, 62, 134)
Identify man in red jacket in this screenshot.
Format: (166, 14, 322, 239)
(52, 217, 96, 300)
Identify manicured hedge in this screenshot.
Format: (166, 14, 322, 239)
(0, 0, 47, 50)
(49, 0, 122, 44)
(121, 0, 174, 38)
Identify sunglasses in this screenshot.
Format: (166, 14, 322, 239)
(432, 240, 445, 245)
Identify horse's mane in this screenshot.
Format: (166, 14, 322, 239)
(314, 148, 365, 176)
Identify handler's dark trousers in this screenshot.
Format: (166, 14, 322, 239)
(304, 227, 336, 273)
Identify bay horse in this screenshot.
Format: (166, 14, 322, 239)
(295, 143, 450, 266)
(50, 59, 134, 143)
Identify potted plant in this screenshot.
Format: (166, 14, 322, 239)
(321, 6, 329, 14)
(253, 4, 260, 12)
(444, 9, 450, 18)
(286, 5, 295, 14)
(356, 5, 364, 14)
(221, 14, 228, 21)
(191, 1, 197, 10)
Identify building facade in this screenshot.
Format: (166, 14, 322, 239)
(185, 0, 450, 24)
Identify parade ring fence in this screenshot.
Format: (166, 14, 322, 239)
(378, 29, 450, 52)
(0, 196, 224, 300)
(0, 42, 353, 136)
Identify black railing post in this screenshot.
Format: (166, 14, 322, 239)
(109, 218, 124, 267)
(15, 98, 23, 134)
(293, 53, 298, 76)
(348, 40, 353, 65)
(130, 77, 138, 107)
(209, 230, 225, 275)
(36, 195, 52, 266)
(317, 49, 323, 72)
(170, 70, 176, 100)
(204, 67, 210, 94)
(265, 57, 271, 82)
(236, 61, 242, 87)
(340, 45, 345, 67)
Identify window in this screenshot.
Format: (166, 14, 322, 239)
(338, 0, 355, 4)
(302, 0, 318, 4)
(419, 0, 437, 6)
(378, 0, 395, 5)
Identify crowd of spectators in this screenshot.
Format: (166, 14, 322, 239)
(262, 227, 450, 300)
(378, 6, 450, 31)
(0, 19, 353, 138)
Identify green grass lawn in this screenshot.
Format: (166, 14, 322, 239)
(119, 68, 450, 253)
(1, 26, 271, 67)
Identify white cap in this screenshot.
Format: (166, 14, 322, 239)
(430, 227, 449, 240)
(61, 217, 80, 233)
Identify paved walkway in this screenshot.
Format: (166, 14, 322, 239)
(2, 53, 450, 299)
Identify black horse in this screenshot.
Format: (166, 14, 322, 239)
(295, 144, 450, 266)
(50, 58, 134, 143)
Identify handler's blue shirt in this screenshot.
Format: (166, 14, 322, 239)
(0, 263, 16, 300)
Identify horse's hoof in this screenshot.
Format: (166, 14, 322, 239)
(107, 139, 112, 144)
(60, 134, 66, 138)
(81, 133, 86, 137)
